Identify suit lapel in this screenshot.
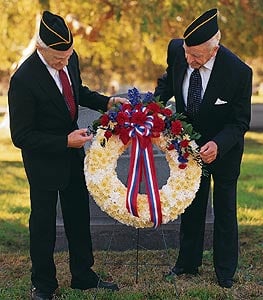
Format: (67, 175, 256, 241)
(174, 60, 188, 113)
(201, 46, 224, 108)
(31, 52, 72, 120)
(67, 64, 78, 101)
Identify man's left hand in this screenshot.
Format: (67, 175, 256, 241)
(199, 141, 218, 164)
(107, 96, 129, 110)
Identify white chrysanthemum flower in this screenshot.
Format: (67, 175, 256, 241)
(84, 129, 202, 228)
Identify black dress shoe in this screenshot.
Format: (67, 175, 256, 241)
(71, 280, 119, 291)
(165, 266, 199, 279)
(218, 278, 233, 288)
(30, 286, 55, 300)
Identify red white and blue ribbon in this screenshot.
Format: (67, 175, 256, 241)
(125, 107, 162, 228)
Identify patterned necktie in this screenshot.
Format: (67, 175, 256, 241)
(59, 69, 76, 120)
(187, 68, 202, 120)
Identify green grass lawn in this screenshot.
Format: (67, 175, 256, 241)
(0, 128, 262, 299)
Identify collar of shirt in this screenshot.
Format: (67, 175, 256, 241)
(202, 55, 215, 72)
(37, 50, 71, 93)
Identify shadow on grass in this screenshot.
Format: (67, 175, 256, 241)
(0, 159, 29, 253)
(0, 219, 29, 252)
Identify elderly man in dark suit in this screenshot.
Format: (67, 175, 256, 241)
(8, 11, 127, 300)
(154, 8, 252, 288)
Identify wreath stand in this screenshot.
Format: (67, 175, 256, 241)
(92, 220, 180, 300)
(85, 129, 202, 299)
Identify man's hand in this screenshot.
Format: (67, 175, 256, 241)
(107, 96, 129, 110)
(67, 128, 93, 148)
(199, 141, 218, 164)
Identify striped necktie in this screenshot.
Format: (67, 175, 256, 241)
(59, 69, 76, 120)
(187, 68, 202, 120)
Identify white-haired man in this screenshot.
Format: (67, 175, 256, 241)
(155, 8, 252, 288)
(8, 11, 126, 300)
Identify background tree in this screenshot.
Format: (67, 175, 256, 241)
(1, 0, 262, 94)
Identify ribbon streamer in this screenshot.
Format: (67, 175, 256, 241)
(126, 108, 162, 228)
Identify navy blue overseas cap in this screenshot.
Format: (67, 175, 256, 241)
(39, 11, 73, 51)
(183, 8, 218, 46)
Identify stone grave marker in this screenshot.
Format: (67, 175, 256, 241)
(55, 102, 214, 251)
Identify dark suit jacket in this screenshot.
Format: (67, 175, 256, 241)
(155, 39, 252, 177)
(8, 50, 109, 190)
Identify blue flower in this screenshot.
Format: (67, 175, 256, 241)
(108, 110, 118, 121)
(128, 87, 141, 106)
(142, 91, 154, 104)
(172, 139, 180, 151)
(178, 155, 188, 163)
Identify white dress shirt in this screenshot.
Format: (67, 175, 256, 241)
(37, 50, 72, 94)
(182, 56, 216, 108)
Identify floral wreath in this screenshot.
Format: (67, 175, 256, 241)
(84, 88, 202, 228)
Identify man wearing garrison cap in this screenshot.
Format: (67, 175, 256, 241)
(8, 11, 126, 300)
(155, 8, 252, 288)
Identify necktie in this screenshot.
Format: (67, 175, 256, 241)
(187, 68, 202, 120)
(59, 69, 76, 120)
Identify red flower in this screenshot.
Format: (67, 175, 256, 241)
(116, 111, 129, 125)
(147, 102, 161, 114)
(180, 140, 189, 148)
(152, 115, 165, 133)
(183, 151, 189, 159)
(179, 163, 187, 169)
(152, 131, 161, 138)
(100, 114, 110, 126)
(121, 103, 132, 112)
(131, 111, 147, 125)
(104, 130, 112, 140)
(161, 108, 173, 116)
(134, 103, 143, 111)
(171, 120, 182, 135)
(167, 143, 175, 150)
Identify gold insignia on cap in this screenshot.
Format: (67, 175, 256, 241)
(41, 16, 71, 48)
(184, 11, 218, 40)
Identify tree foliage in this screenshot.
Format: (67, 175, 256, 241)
(1, 0, 263, 92)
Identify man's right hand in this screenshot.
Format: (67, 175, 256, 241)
(67, 128, 93, 148)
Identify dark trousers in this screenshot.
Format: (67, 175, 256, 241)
(29, 152, 96, 293)
(176, 172, 238, 280)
